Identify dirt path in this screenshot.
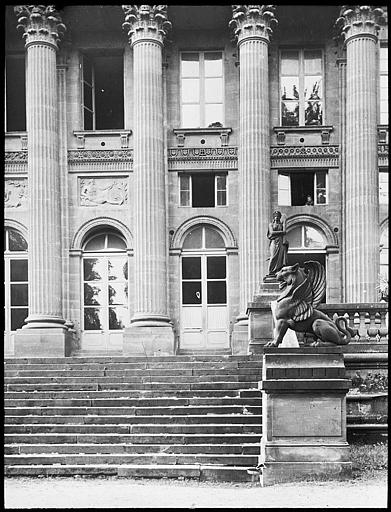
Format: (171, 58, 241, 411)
(4, 474, 388, 509)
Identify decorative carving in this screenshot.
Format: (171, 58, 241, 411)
(69, 150, 133, 162)
(378, 127, 388, 144)
(120, 132, 129, 149)
(265, 261, 355, 347)
(79, 178, 128, 207)
(168, 147, 238, 171)
(122, 5, 171, 46)
(276, 131, 286, 145)
(5, 151, 28, 163)
(335, 5, 385, 43)
(14, 5, 66, 48)
(5, 179, 28, 208)
(176, 133, 185, 147)
(266, 211, 288, 278)
(271, 145, 340, 169)
(76, 134, 85, 149)
(321, 130, 331, 145)
(229, 5, 278, 44)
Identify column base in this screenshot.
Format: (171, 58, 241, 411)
(231, 320, 249, 355)
(260, 460, 352, 486)
(14, 327, 76, 357)
(123, 325, 175, 356)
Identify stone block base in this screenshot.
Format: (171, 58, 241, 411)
(123, 325, 175, 356)
(260, 461, 352, 486)
(14, 328, 75, 357)
(231, 322, 249, 355)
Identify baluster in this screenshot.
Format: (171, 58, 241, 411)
(378, 310, 389, 342)
(367, 311, 378, 342)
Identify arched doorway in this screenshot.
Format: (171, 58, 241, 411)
(4, 227, 28, 355)
(81, 229, 129, 351)
(180, 225, 229, 350)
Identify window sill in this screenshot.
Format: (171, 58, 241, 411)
(173, 127, 232, 147)
(73, 129, 132, 149)
(273, 126, 333, 145)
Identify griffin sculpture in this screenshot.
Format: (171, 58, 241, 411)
(265, 261, 355, 347)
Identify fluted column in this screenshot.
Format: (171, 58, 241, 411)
(15, 5, 66, 329)
(229, 5, 277, 319)
(336, 5, 385, 302)
(122, 5, 171, 327)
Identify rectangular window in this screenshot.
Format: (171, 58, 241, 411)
(379, 169, 388, 204)
(81, 52, 124, 130)
(5, 55, 26, 132)
(278, 170, 328, 206)
(179, 173, 227, 207)
(280, 49, 323, 126)
(181, 51, 224, 128)
(379, 46, 388, 125)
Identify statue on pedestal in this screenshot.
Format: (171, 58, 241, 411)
(265, 260, 355, 347)
(266, 211, 288, 278)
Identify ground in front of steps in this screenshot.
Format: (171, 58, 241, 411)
(5, 472, 387, 509)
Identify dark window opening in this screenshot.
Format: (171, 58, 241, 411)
(192, 174, 215, 207)
(290, 172, 314, 206)
(6, 55, 26, 132)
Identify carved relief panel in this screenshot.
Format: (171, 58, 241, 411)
(79, 177, 128, 207)
(4, 179, 28, 208)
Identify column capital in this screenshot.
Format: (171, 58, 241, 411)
(14, 5, 66, 50)
(229, 5, 278, 45)
(122, 5, 171, 47)
(335, 5, 385, 44)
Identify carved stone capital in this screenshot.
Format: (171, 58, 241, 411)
(335, 5, 385, 43)
(229, 5, 278, 45)
(14, 5, 66, 49)
(122, 5, 171, 47)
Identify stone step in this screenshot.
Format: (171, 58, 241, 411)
(4, 362, 262, 371)
(5, 382, 259, 391)
(4, 464, 257, 482)
(4, 375, 260, 384)
(5, 423, 263, 434)
(4, 397, 261, 408)
(4, 453, 258, 466)
(4, 433, 262, 445)
(4, 389, 242, 399)
(5, 414, 262, 425)
(4, 355, 262, 364)
(5, 443, 260, 455)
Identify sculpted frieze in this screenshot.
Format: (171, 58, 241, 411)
(4, 179, 28, 208)
(69, 150, 133, 162)
(5, 151, 28, 163)
(79, 178, 128, 207)
(168, 147, 238, 160)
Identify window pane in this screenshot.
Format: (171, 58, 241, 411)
(183, 227, 203, 250)
(278, 172, 291, 206)
(379, 47, 388, 73)
(205, 78, 223, 103)
(109, 283, 127, 305)
(281, 77, 299, 100)
(182, 104, 200, 128)
(192, 174, 215, 207)
(83, 82, 93, 110)
(84, 234, 105, 251)
(304, 50, 322, 74)
(180, 174, 191, 206)
(6, 56, 26, 132)
(84, 283, 105, 306)
(207, 256, 226, 279)
(304, 226, 325, 248)
(181, 53, 200, 77)
(10, 260, 28, 282)
(83, 258, 105, 281)
(84, 108, 93, 130)
(205, 52, 223, 76)
(182, 282, 202, 304)
(286, 227, 302, 248)
(108, 258, 128, 280)
(94, 55, 124, 130)
(83, 56, 93, 85)
(84, 308, 103, 330)
(216, 174, 226, 191)
(316, 171, 327, 204)
(216, 190, 226, 206)
(11, 308, 28, 331)
(281, 51, 299, 75)
(182, 257, 201, 279)
(305, 76, 322, 100)
(182, 78, 200, 103)
(107, 234, 126, 250)
(8, 229, 27, 252)
(290, 172, 314, 206)
(207, 281, 226, 304)
(11, 284, 28, 306)
(379, 172, 388, 204)
(281, 101, 299, 126)
(180, 191, 191, 206)
(204, 104, 223, 127)
(305, 101, 322, 125)
(109, 307, 127, 330)
(205, 228, 225, 248)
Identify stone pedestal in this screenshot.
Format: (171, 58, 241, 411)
(258, 347, 352, 486)
(247, 281, 280, 353)
(123, 326, 175, 356)
(14, 328, 76, 357)
(231, 321, 250, 355)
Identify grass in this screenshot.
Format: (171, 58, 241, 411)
(350, 441, 388, 480)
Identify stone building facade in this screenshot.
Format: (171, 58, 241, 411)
(4, 5, 389, 356)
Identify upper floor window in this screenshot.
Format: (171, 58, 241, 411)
(379, 169, 388, 204)
(81, 52, 124, 130)
(379, 45, 388, 125)
(280, 49, 323, 127)
(278, 170, 327, 206)
(5, 54, 26, 132)
(179, 173, 227, 207)
(180, 51, 224, 128)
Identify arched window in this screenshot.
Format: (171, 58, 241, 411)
(4, 228, 29, 340)
(82, 230, 128, 334)
(182, 225, 225, 251)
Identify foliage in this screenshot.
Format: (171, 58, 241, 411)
(350, 442, 388, 478)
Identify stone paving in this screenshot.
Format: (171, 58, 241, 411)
(4, 474, 388, 509)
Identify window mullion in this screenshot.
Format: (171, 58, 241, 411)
(200, 52, 205, 127)
(92, 61, 96, 130)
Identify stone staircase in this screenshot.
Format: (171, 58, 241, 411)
(4, 354, 263, 481)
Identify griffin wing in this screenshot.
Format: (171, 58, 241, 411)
(303, 260, 326, 308)
(290, 274, 314, 322)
